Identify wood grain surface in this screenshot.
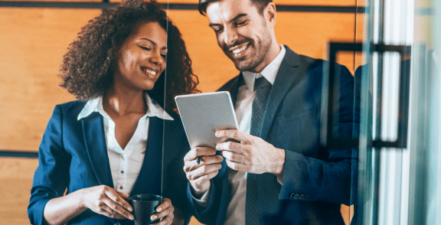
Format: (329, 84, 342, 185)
(0, 3, 361, 224)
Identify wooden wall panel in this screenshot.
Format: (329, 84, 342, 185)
(276, 12, 357, 71)
(6, 0, 101, 2)
(0, 8, 100, 151)
(0, 158, 39, 225)
(0, 4, 362, 225)
(111, 0, 359, 6)
(167, 10, 359, 93)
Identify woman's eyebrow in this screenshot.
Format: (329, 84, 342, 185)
(140, 38, 167, 50)
(140, 38, 156, 45)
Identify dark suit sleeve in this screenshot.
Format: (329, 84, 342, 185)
(163, 122, 194, 225)
(28, 105, 71, 225)
(278, 66, 359, 206)
(186, 179, 220, 224)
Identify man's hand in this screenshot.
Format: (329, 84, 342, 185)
(183, 147, 224, 197)
(215, 129, 285, 180)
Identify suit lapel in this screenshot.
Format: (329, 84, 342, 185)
(219, 74, 243, 106)
(82, 113, 114, 188)
(260, 47, 300, 140)
(130, 116, 163, 196)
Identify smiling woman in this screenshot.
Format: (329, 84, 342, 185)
(27, 1, 199, 225)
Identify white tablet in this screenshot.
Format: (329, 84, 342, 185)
(175, 91, 239, 148)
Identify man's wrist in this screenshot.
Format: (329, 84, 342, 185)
(271, 148, 285, 178)
(191, 185, 208, 199)
(191, 185, 211, 208)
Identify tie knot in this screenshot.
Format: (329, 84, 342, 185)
(254, 77, 271, 90)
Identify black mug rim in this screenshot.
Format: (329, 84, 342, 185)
(129, 194, 163, 202)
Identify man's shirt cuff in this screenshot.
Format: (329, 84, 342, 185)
(191, 187, 211, 208)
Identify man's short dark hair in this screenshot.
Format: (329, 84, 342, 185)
(198, 0, 272, 15)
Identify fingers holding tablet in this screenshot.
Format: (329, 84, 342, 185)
(183, 147, 224, 196)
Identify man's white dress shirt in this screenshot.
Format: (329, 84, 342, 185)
(194, 45, 286, 225)
(77, 93, 173, 195)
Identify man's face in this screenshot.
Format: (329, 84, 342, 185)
(206, 0, 273, 72)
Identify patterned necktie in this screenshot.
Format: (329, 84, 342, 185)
(246, 76, 272, 225)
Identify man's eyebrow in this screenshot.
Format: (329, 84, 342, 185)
(140, 38, 167, 50)
(229, 13, 247, 23)
(209, 13, 248, 27)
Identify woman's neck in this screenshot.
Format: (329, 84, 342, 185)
(103, 84, 146, 117)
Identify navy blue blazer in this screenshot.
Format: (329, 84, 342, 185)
(187, 46, 360, 225)
(28, 101, 191, 225)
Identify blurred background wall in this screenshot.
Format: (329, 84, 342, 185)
(0, 0, 364, 224)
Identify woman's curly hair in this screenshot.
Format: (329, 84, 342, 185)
(59, 0, 199, 112)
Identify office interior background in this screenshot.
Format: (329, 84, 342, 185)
(0, 0, 439, 224)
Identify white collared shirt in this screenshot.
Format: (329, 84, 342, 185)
(224, 45, 286, 225)
(77, 93, 173, 195)
(193, 45, 286, 225)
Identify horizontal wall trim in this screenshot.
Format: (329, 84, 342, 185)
(0, 150, 38, 158)
(277, 5, 365, 13)
(0, 2, 366, 13)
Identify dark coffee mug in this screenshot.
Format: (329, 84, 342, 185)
(128, 194, 163, 225)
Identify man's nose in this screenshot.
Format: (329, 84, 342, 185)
(223, 27, 238, 47)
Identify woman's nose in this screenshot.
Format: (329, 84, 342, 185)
(149, 51, 164, 65)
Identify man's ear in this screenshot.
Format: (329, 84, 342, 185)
(265, 3, 277, 26)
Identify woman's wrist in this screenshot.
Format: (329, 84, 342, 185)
(74, 188, 88, 211)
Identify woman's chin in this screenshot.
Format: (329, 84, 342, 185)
(140, 83, 156, 91)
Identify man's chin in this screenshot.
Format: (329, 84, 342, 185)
(233, 59, 256, 72)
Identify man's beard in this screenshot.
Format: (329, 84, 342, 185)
(224, 32, 272, 72)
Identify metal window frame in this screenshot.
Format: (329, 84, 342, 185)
(321, 42, 411, 149)
(0, 150, 38, 158)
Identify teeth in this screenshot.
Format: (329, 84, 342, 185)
(143, 68, 157, 76)
(232, 45, 247, 55)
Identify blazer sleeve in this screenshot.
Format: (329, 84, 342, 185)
(186, 154, 225, 224)
(163, 124, 194, 225)
(28, 105, 71, 225)
(278, 65, 360, 206)
(186, 181, 219, 224)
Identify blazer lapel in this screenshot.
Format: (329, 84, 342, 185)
(219, 74, 243, 106)
(82, 113, 114, 188)
(261, 47, 300, 140)
(130, 116, 163, 196)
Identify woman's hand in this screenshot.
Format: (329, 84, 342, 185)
(151, 198, 175, 225)
(81, 185, 134, 220)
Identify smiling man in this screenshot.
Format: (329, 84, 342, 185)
(183, 0, 359, 224)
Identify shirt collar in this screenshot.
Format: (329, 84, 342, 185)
(77, 93, 174, 121)
(242, 45, 286, 91)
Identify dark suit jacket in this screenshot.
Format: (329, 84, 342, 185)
(28, 101, 191, 225)
(187, 46, 359, 225)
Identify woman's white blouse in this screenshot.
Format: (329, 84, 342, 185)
(77, 94, 173, 195)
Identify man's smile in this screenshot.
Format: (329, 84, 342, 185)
(228, 42, 250, 58)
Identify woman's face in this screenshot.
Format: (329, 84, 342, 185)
(115, 21, 167, 91)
